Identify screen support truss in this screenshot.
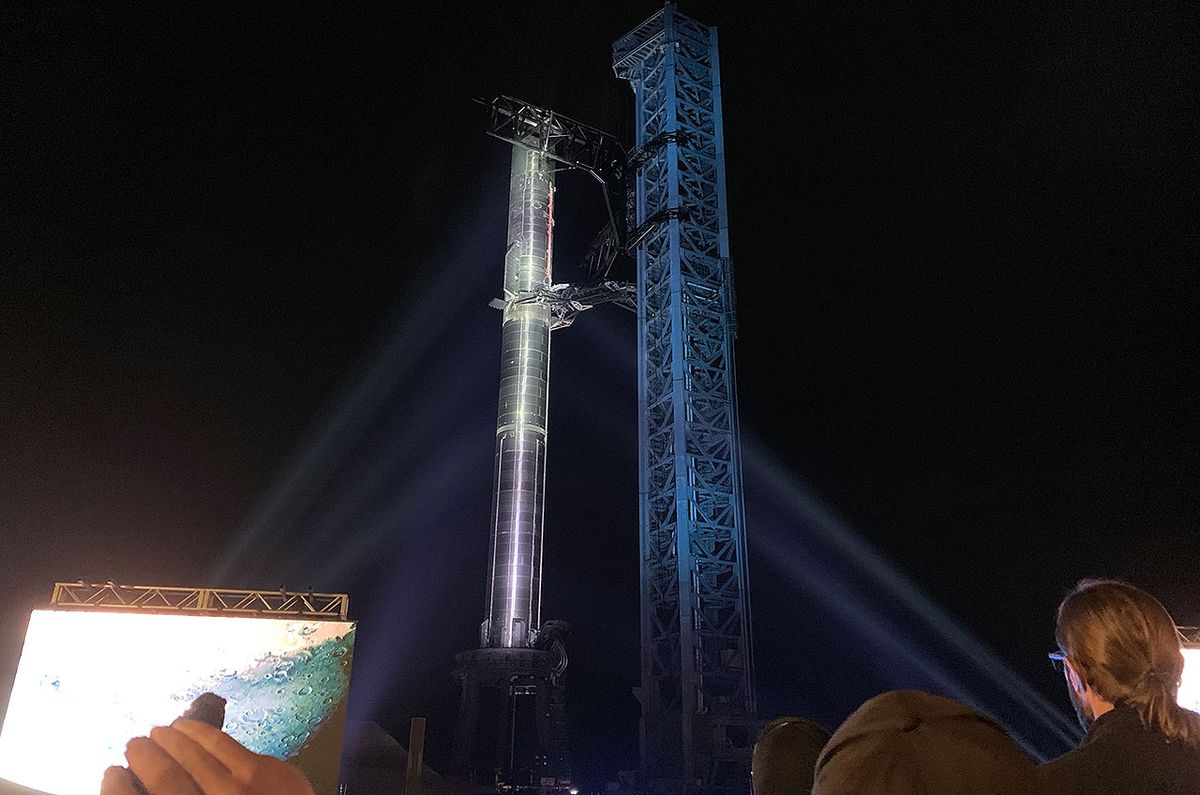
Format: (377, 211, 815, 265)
(49, 582, 349, 620)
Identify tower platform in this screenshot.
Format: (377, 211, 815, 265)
(452, 646, 571, 792)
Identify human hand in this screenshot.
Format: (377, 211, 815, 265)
(100, 718, 315, 795)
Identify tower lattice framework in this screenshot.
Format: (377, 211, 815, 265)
(614, 5, 757, 790)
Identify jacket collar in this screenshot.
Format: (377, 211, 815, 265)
(1082, 702, 1143, 745)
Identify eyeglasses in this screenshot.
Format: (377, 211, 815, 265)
(1047, 651, 1067, 672)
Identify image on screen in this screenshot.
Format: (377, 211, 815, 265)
(1179, 647, 1200, 716)
(0, 609, 355, 795)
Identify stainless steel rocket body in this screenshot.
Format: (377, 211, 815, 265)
(483, 143, 555, 649)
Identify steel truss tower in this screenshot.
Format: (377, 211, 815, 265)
(614, 5, 757, 790)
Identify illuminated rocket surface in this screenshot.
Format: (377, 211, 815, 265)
(481, 143, 555, 650)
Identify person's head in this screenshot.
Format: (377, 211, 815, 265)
(1053, 578, 1200, 745)
(813, 690, 1041, 795)
(751, 717, 831, 795)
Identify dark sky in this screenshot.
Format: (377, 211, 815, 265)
(2, 0, 1197, 786)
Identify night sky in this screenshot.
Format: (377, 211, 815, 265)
(3, 0, 1197, 787)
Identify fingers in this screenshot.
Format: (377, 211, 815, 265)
(112, 723, 316, 795)
(149, 725, 236, 793)
(125, 736, 204, 795)
(101, 766, 139, 795)
(171, 717, 259, 779)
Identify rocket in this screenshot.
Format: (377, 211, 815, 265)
(481, 141, 555, 649)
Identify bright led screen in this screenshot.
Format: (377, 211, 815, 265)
(0, 609, 355, 795)
(1179, 647, 1200, 716)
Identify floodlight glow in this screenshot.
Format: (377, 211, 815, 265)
(0, 610, 355, 795)
(1178, 647, 1200, 715)
(208, 200, 505, 588)
(741, 438, 1082, 755)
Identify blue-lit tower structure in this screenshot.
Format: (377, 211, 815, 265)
(614, 6, 757, 791)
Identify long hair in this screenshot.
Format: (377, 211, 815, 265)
(1055, 578, 1200, 746)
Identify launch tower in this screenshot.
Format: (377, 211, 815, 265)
(454, 4, 756, 789)
(615, 5, 758, 790)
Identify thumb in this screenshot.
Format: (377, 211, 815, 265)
(100, 766, 139, 795)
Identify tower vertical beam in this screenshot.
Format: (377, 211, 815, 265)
(709, 24, 757, 726)
(615, 4, 756, 789)
(661, 10, 700, 776)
